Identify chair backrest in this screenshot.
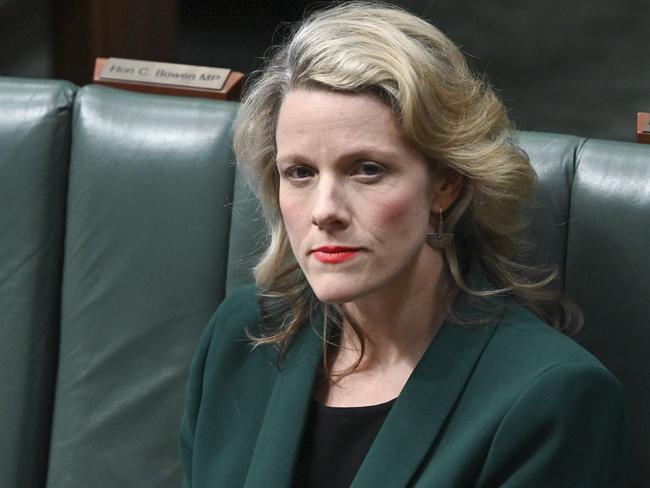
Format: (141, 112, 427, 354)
(519, 132, 650, 485)
(44, 85, 238, 488)
(0, 77, 75, 488)
(566, 138, 650, 486)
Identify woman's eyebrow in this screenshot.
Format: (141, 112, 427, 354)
(275, 154, 312, 166)
(277, 147, 399, 166)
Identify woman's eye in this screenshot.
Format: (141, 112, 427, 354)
(355, 162, 384, 177)
(285, 165, 314, 180)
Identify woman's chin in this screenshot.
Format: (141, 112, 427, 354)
(309, 278, 385, 305)
(311, 285, 366, 305)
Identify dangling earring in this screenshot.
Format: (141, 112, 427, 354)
(426, 208, 454, 248)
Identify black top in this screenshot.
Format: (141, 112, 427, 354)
(293, 398, 396, 488)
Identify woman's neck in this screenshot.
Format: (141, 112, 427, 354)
(336, 248, 446, 372)
(316, 256, 447, 407)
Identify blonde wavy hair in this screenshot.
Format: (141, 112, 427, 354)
(233, 2, 580, 366)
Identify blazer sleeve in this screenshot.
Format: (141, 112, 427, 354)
(178, 309, 221, 488)
(477, 362, 626, 488)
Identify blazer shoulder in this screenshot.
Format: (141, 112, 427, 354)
(476, 359, 626, 488)
(218, 283, 260, 319)
(191, 283, 262, 364)
(470, 303, 625, 486)
(210, 283, 260, 333)
(481, 302, 621, 393)
(496, 302, 609, 368)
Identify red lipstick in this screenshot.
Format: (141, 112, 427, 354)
(311, 246, 360, 264)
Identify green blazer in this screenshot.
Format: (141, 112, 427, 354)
(180, 284, 625, 487)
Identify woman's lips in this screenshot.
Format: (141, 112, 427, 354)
(311, 246, 360, 264)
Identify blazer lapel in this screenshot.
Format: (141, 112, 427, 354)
(243, 319, 323, 488)
(350, 313, 500, 488)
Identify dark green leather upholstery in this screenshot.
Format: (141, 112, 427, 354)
(522, 135, 650, 487)
(568, 139, 650, 483)
(517, 132, 582, 287)
(0, 78, 648, 487)
(0, 77, 76, 488)
(225, 169, 267, 292)
(44, 86, 238, 488)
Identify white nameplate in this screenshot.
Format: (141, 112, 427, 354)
(100, 58, 231, 91)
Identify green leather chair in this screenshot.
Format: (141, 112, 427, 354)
(0, 78, 75, 488)
(47, 85, 239, 487)
(511, 133, 650, 487)
(1, 77, 648, 487)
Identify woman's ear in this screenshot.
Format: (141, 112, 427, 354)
(431, 168, 464, 213)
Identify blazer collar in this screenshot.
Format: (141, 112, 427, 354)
(244, 316, 323, 488)
(244, 295, 502, 488)
(351, 313, 499, 487)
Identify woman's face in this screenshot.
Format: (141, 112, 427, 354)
(275, 88, 442, 304)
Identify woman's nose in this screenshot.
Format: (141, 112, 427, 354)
(310, 176, 349, 231)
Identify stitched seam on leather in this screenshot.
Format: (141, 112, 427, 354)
(563, 136, 589, 293)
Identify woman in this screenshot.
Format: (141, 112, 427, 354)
(180, 3, 625, 487)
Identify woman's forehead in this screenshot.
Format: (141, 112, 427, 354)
(275, 89, 409, 161)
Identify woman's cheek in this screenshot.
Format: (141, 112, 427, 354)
(373, 193, 426, 228)
(279, 189, 301, 222)
(280, 193, 311, 242)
